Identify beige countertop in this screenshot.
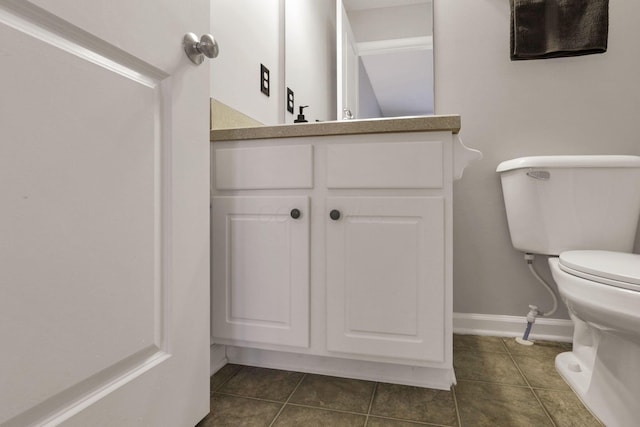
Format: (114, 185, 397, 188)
(210, 115, 460, 142)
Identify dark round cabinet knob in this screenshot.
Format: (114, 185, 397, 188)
(329, 209, 341, 221)
(290, 208, 301, 219)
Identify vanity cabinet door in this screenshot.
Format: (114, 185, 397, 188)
(211, 196, 310, 348)
(326, 196, 446, 362)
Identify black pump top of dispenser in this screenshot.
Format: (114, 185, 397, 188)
(294, 105, 309, 123)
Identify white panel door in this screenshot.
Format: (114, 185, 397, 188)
(326, 197, 445, 362)
(212, 196, 309, 348)
(0, 1, 210, 426)
(336, 0, 358, 119)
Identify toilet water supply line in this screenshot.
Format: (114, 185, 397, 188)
(516, 253, 559, 346)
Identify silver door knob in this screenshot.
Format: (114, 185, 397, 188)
(183, 33, 219, 65)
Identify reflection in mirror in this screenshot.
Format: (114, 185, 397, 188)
(338, 0, 433, 120)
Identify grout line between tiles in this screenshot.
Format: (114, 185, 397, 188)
(363, 382, 378, 426)
(531, 389, 558, 427)
(211, 364, 242, 394)
(530, 385, 574, 391)
(501, 338, 558, 427)
(533, 394, 559, 426)
(213, 389, 379, 420)
(499, 336, 510, 353)
(500, 338, 532, 388)
(267, 372, 307, 427)
(451, 385, 462, 427)
(366, 414, 456, 427)
(454, 378, 531, 389)
(213, 391, 286, 405)
(501, 342, 532, 389)
(285, 402, 369, 417)
(528, 388, 558, 427)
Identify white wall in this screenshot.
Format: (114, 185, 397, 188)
(211, 0, 284, 125)
(358, 58, 382, 118)
(435, 0, 640, 318)
(348, 3, 432, 42)
(284, 0, 337, 123)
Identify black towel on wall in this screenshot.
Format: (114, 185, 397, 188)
(510, 0, 609, 60)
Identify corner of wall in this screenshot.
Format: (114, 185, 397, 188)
(210, 343, 227, 376)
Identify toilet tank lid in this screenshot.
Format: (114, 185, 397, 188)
(496, 155, 640, 173)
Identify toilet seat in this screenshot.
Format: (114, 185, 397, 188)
(559, 250, 640, 292)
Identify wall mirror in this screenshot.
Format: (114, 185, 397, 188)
(337, 0, 434, 120)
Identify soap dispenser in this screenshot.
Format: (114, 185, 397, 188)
(294, 105, 309, 123)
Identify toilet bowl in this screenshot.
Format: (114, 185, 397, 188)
(549, 250, 640, 427)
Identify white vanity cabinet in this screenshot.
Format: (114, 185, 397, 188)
(210, 116, 480, 389)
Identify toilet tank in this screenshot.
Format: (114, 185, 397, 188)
(497, 155, 640, 255)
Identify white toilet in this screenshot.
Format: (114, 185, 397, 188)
(497, 155, 640, 427)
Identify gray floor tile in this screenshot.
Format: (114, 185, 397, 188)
(210, 363, 242, 394)
(289, 374, 375, 413)
(453, 335, 507, 353)
(198, 394, 281, 427)
(219, 366, 304, 402)
(511, 353, 570, 390)
(272, 405, 366, 426)
(534, 389, 604, 427)
(453, 350, 527, 386)
(455, 380, 553, 427)
(370, 383, 457, 426)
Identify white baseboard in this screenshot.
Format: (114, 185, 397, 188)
(453, 312, 573, 342)
(225, 346, 454, 390)
(209, 344, 227, 376)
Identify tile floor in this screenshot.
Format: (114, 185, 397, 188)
(197, 335, 603, 426)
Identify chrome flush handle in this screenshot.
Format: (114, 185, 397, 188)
(526, 169, 551, 180)
(183, 33, 219, 65)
